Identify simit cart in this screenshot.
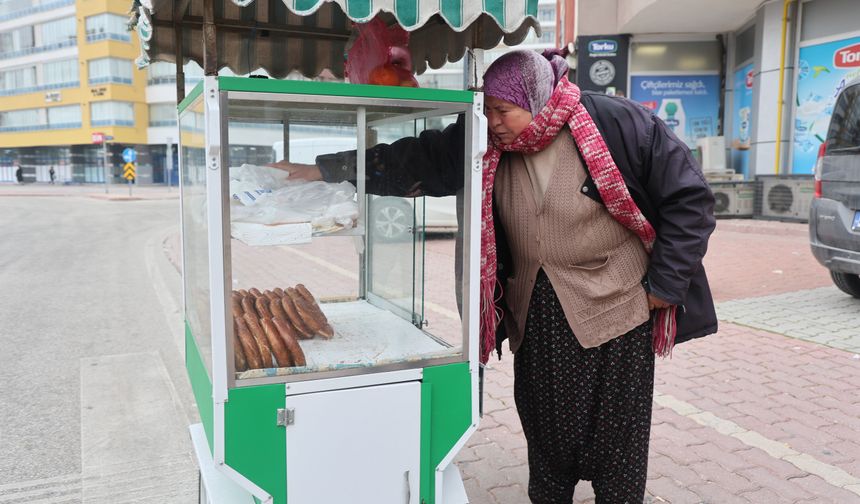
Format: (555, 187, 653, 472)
(130, 1, 541, 503)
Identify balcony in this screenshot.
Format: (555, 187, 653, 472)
(0, 81, 78, 97)
(0, 0, 74, 23)
(0, 39, 76, 60)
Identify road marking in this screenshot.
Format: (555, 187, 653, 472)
(653, 390, 860, 496)
(282, 246, 461, 321)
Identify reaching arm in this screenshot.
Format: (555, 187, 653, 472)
(272, 115, 466, 197)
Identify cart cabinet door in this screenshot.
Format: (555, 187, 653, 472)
(285, 381, 421, 504)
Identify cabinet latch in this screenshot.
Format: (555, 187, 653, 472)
(277, 408, 295, 426)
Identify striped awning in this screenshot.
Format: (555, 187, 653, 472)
(130, 0, 541, 79)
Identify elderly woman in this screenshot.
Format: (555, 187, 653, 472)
(477, 50, 716, 503)
(274, 49, 716, 503)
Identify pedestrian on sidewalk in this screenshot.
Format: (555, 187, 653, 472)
(478, 50, 718, 504)
(15, 164, 23, 184)
(49, 166, 56, 184)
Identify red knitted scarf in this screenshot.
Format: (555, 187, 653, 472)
(479, 76, 677, 363)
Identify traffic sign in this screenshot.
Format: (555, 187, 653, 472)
(92, 132, 105, 144)
(122, 148, 137, 163)
(123, 162, 136, 181)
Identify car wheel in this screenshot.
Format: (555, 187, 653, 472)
(830, 270, 860, 298)
(369, 197, 412, 242)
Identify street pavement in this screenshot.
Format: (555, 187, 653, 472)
(2, 182, 859, 503)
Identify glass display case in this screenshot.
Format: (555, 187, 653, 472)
(180, 76, 483, 390)
(179, 76, 485, 504)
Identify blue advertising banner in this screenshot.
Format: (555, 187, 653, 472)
(793, 35, 860, 174)
(630, 75, 722, 149)
(731, 64, 755, 178)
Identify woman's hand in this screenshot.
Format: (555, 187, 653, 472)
(647, 293, 671, 311)
(267, 161, 323, 181)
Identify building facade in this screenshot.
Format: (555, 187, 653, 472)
(575, 0, 860, 179)
(0, 0, 148, 183)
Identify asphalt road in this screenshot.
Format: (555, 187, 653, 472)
(0, 196, 197, 503)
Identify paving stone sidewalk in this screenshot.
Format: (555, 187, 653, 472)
(459, 220, 860, 504)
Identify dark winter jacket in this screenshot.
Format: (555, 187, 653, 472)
(316, 92, 717, 347)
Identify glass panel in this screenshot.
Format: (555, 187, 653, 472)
(222, 90, 469, 382)
(180, 96, 211, 375)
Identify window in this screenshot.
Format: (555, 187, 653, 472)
(47, 105, 81, 128)
(43, 59, 79, 87)
(826, 84, 860, 154)
(40, 17, 77, 46)
(149, 103, 177, 126)
(0, 108, 43, 132)
(539, 29, 555, 45)
(88, 57, 132, 85)
(91, 101, 135, 126)
(85, 13, 130, 42)
(0, 26, 35, 56)
(147, 62, 175, 85)
(0, 66, 36, 92)
(537, 5, 555, 22)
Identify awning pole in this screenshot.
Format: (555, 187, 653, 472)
(203, 0, 218, 76)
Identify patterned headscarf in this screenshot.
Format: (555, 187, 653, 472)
(482, 49, 570, 115)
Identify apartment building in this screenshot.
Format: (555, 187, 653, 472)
(0, 0, 149, 183)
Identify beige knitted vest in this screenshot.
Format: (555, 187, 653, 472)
(494, 130, 651, 352)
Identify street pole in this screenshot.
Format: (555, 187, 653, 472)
(166, 136, 173, 192)
(103, 141, 109, 194)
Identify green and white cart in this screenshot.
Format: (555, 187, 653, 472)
(178, 76, 485, 503)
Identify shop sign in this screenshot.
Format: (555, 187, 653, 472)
(834, 43, 860, 68)
(588, 40, 618, 57)
(731, 63, 755, 178)
(630, 74, 722, 149)
(793, 35, 860, 174)
(575, 35, 630, 96)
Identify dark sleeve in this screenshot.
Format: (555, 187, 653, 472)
(643, 112, 716, 305)
(315, 114, 465, 197)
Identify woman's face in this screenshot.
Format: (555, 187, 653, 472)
(484, 95, 533, 145)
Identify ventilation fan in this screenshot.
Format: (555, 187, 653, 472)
(709, 182, 755, 218)
(757, 176, 814, 221)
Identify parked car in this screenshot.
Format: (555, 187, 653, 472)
(369, 195, 458, 242)
(809, 78, 860, 298)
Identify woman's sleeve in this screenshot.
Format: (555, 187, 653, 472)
(643, 114, 716, 306)
(315, 115, 465, 197)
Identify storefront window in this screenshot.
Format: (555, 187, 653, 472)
(91, 101, 135, 127)
(88, 57, 133, 85)
(85, 13, 130, 42)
